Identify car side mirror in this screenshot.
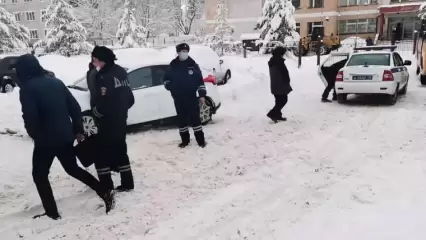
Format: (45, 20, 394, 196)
(404, 60, 411, 66)
(219, 59, 223, 64)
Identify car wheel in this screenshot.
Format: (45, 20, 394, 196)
(223, 70, 231, 84)
(336, 94, 347, 103)
(399, 82, 408, 95)
(387, 85, 399, 105)
(199, 98, 213, 125)
(319, 45, 327, 55)
(3, 83, 14, 93)
(421, 75, 426, 85)
(82, 112, 98, 137)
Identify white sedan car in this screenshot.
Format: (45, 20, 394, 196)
(319, 46, 411, 105)
(68, 60, 222, 136)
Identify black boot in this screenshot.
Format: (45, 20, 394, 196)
(267, 112, 278, 123)
(116, 170, 134, 192)
(33, 212, 61, 220)
(321, 98, 332, 103)
(194, 130, 206, 148)
(179, 131, 190, 148)
(100, 190, 115, 214)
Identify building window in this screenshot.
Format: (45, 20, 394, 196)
(12, 0, 18, 3)
(310, 0, 323, 8)
(338, 18, 376, 34)
(292, 0, 300, 8)
(296, 23, 300, 34)
(30, 30, 38, 39)
(339, 0, 377, 6)
(14, 13, 21, 22)
(308, 21, 323, 35)
(0, 0, 6, 4)
(26, 12, 35, 21)
(41, 10, 46, 21)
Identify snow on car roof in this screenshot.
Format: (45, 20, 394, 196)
(351, 51, 392, 55)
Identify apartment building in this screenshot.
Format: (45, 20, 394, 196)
(1, 0, 49, 43)
(378, 0, 424, 40)
(205, 0, 384, 40)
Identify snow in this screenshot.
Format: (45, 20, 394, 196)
(2, 48, 426, 239)
(338, 36, 367, 52)
(240, 33, 261, 40)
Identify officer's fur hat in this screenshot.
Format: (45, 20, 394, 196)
(176, 43, 190, 52)
(91, 46, 117, 63)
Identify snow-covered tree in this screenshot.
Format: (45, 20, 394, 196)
(171, 0, 202, 35)
(213, 2, 234, 39)
(35, 0, 92, 56)
(255, 0, 299, 44)
(0, 7, 30, 52)
(116, 0, 148, 48)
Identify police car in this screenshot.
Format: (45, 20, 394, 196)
(319, 45, 411, 105)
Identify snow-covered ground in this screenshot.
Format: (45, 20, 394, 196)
(2, 50, 426, 239)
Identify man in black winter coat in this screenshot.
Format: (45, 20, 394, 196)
(91, 46, 135, 192)
(164, 43, 207, 148)
(321, 59, 346, 102)
(86, 61, 97, 107)
(267, 46, 292, 122)
(16, 54, 114, 220)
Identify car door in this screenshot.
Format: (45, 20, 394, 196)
(392, 53, 406, 86)
(151, 65, 179, 119)
(126, 66, 162, 125)
(394, 53, 409, 85)
(318, 52, 350, 87)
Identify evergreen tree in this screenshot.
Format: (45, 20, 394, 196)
(116, 0, 148, 48)
(213, 2, 234, 40)
(35, 0, 92, 56)
(0, 7, 30, 52)
(255, 0, 299, 44)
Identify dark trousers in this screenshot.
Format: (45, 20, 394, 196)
(32, 143, 104, 215)
(175, 99, 205, 145)
(322, 81, 337, 100)
(94, 140, 134, 190)
(268, 94, 288, 118)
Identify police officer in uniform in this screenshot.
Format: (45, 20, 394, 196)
(91, 46, 135, 192)
(164, 43, 207, 148)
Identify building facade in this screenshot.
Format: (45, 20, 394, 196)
(1, 0, 49, 43)
(205, 0, 387, 40)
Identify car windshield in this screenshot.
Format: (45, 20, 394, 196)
(346, 54, 390, 66)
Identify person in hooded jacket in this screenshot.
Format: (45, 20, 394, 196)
(16, 54, 115, 220)
(164, 43, 207, 148)
(267, 46, 292, 122)
(90, 46, 135, 192)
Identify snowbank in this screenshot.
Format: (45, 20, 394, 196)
(338, 36, 367, 52)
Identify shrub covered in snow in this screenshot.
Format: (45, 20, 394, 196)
(255, 0, 300, 48)
(337, 36, 366, 52)
(35, 0, 92, 56)
(0, 7, 30, 52)
(116, 0, 148, 48)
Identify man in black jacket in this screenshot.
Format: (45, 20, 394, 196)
(164, 43, 207, 148)
(16, 54, 114, 220)
(86, 61, 97, 107)
(267, 46, 292, 122)
(91, 46, 135, 192)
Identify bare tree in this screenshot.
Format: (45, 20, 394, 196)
(133, 0, 170, 38)
(171, 0, 202, 35)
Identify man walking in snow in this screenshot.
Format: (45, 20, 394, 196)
(164, 43, 207, 148)
(267, 46, 292, 122)
(16, 54, 115, 220)
(91, 46, 135, 192)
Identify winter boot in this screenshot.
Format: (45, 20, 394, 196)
(267, 112, 278, 123)
(117, 170, 134, 192)
(194, 130, 206, 148)
(33, 212, 61, 220)
(321, 98, 332, 103)
(179, 131, 190, 148)
(276, 116, 287, 121)
(101, 190, 116, 214)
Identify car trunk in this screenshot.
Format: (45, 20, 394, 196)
(342, 66, 389, 82)
(319, 53, 349, 86)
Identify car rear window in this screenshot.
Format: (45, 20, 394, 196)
(346, 54, 390, 66)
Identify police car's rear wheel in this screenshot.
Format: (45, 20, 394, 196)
(82, 112, 98, 137)
(387, 85, 399, 105)
(200, 98, 213, 125)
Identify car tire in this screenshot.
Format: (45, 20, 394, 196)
(200, 97, 214, 125)
(387, 85, 399, 105)
(336, 94, 347, 103)
(421, 75, 426, 85)
(82, 111, 99, 137)
(399, 82, 408, 95)
(223, 70, 231, 84)
(319, 45, 327, 55)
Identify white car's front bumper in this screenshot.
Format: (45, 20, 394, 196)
(335, 81, 398, 95)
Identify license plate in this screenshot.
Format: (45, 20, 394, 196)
(352, 75, 372, 80)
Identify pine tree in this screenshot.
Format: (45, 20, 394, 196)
(35, 0, 92, 56)
(116, 0, 148, 48)
(0, 7, 30, 52)
(213, 2, 234, 40)
(255, 0, 299, 44)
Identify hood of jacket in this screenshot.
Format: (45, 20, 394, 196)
(268, 55, 285, 67)
(15, 54, 45, 85)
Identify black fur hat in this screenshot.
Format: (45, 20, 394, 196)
(91, 46, 117, 63)
(176, 43, 190, 52)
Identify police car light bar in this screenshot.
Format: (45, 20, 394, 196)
(353, 45, 397, 52)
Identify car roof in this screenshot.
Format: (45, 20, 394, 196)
(351, 51, 392, 55)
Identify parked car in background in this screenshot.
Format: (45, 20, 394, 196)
(68, 59, 222, 136)
(0, 56, 55, 93)
(319, 46, 410, 105)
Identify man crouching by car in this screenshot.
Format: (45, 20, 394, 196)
(91, 46, 135, 192)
